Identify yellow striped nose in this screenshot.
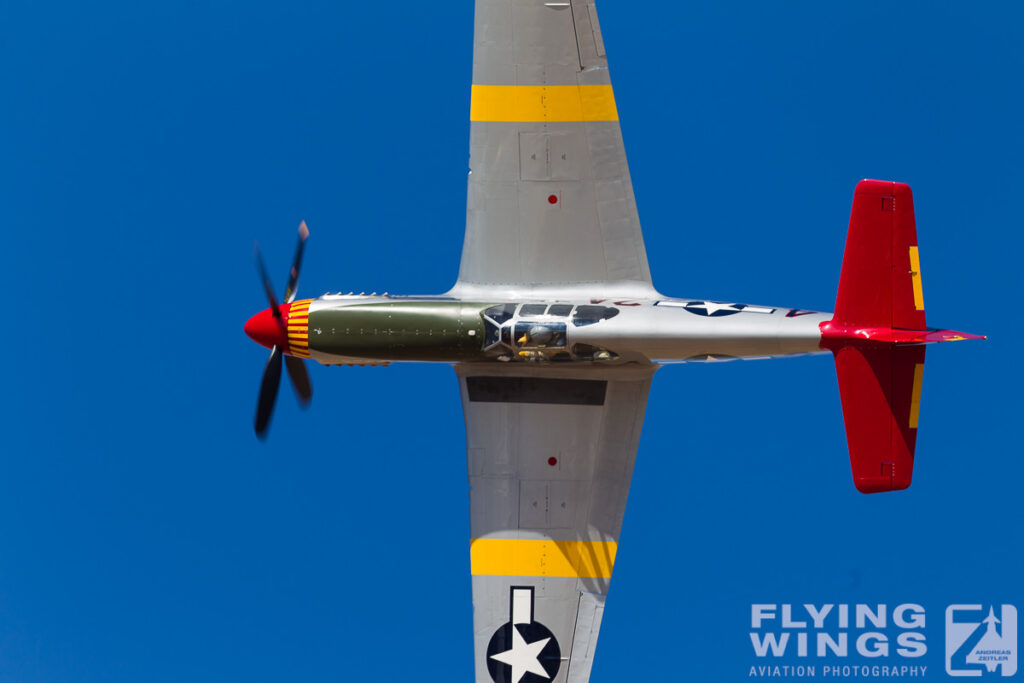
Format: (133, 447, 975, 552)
(285, 299, 312, 358)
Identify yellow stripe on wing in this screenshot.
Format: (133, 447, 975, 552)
(470, 538, 617, 578)
(470, 85, 618, 122)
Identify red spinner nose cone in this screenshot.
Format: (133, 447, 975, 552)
(244, 304, 291, 350)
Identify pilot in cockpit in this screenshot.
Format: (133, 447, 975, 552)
(517, 325, 552, 347)
(516, 323, 565, 349)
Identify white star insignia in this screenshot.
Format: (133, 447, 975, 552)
(489, 626, 552, 683)
(688, 301, 738, 315)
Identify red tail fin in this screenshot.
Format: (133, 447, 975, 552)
(834, 180, 925, 330)
(828, 180, 924, 493)
(825, 180, 983, 493)
(833, 344, 925, 493)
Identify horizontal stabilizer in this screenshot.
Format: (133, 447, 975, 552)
(834, 341, 925, 493)
(821, 325, 986, 344)
(911, 329, 985, 343)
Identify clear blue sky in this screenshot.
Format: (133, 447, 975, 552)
(1, 2, 1021, 681)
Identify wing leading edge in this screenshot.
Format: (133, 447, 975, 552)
(457, 363, 655, 683)
(453, 0, 654, 298)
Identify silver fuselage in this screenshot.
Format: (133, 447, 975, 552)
(299, 294, 831, 366)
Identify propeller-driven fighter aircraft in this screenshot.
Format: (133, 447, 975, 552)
(244, 2, 983, 681)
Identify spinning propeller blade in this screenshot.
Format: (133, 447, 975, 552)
(285, 354, 313, 406)
(254, 244, 282, 321)
(284, 220, 309, 304)
(254, 346, 282, 438)
(250, 222, 313, 437)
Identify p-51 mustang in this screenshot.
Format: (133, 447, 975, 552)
(244, 2, 983, 681)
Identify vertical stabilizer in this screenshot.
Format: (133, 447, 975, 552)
(834, 180, 925, 330)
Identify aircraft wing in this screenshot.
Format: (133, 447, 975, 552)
(454, 0, 653, 296)
(456, 362, 655, 683)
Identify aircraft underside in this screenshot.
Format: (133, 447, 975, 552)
(241, 0, 984, 679)
(245, 295, 832, 366)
